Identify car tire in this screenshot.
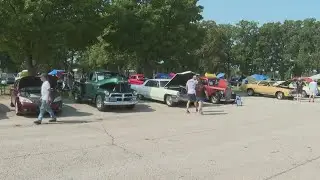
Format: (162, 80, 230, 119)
(137, 94, 144, 100)
(276, 91, 284, 100)
(96, 95, 106, 112)
(15, 101, 21, 116)
(247, 89, 254, 96)
(125, 105, 135, 109)
(165, 95, 175, 107)
(302, 90, 307, 98)
(210, 95, 220, 104)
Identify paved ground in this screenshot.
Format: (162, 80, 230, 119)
(1, 96, 320, 180)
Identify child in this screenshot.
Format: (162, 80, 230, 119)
(235, 95, 242, 106)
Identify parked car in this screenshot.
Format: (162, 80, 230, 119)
(72, 70, 138, 111)
(128, 74, 145, 85)
(282, 80, 319, 97)
(243, 81, 294, 99)
(10, 75, 62, 115)
(131, 71, 196, 107)
(199, 77, 236, 104)
(1, 73, 15, 84)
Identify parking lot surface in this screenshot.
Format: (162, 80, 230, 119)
(1, 96, 320, 179)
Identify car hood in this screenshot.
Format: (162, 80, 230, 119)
(96, 77, 128, 86)
(18, 75, 58, 89)
(164, 71, 196, 87)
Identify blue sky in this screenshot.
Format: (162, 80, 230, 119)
(199, 0, 320, 25)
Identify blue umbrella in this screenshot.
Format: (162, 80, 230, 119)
(217, 73, 225, 79)
(48, 69, 64, 76)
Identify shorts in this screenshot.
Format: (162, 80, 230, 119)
(188, 94, 196, 102)
(196, 97, 206, 102)
(297, 88, 303, 94)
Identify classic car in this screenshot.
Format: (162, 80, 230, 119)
(128, 74, 145, 85)
(131, 71, 196, 107)
(199, 77, 236, 104)
(10, 75, 62, 115)
(282, 80, 319, 97)
(72, 70, 138, 111)
(243, 81, 294, 99)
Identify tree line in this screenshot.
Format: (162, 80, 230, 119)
(0, 0, 319, 79)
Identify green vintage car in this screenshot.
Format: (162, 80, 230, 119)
(72, 70, 138, 111)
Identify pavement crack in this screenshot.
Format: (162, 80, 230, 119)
(263, 155, 320, 180)
(100, 123, 142, 158)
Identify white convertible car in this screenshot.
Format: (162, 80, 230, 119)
(131, 71, 195, 106)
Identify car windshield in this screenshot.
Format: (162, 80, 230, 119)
(159, 80, 169, 87)
(97, 72, 122, 81)
(207, 79, 217, 86)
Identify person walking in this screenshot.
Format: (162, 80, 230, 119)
(186, 75, 198, 113)
(296, 78, 304, 102)
(308, 79, 318, 102)
(34, 73, 57, 125)
(195, 80, 207, 115)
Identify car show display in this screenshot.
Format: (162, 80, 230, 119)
(72, 70, 138, 111)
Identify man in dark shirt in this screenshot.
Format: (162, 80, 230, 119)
(296, 78, 304, 102)
(196, 81, 207, 115)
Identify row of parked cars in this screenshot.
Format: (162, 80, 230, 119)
(9, 70, 237, 116)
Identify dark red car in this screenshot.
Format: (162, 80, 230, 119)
(10, 75, 62, 115)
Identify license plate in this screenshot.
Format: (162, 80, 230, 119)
(109, 97, 117, 102)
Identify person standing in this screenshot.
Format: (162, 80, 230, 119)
(186, 75, 198, 113)
(34, 74, 57, 125)
(195, 80, 207, 115)
(296, 78, 304, 102)
(308, 79, 318, 102)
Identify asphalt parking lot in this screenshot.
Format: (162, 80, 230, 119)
(1, 96, 320, 179)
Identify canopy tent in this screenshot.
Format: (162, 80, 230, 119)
(251, 74, 269, 81)
(155, 73, 171, 79)
(216, 73, 225, 79)
(169, 73, 176, 78)
(310, 74, 320, 80)
(292, 77, 313, 82)
(48, 70, 65, 77)
(204, 72, 216, 78)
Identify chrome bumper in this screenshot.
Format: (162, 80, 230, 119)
(103, 101, 138, 105)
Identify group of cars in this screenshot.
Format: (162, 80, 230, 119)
(8, 70, 237, 117)
(242, 78, 320, 100)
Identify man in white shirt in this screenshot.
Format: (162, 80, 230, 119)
(308, 79, 318, 102)
(186, 75, 198, 113)
(34, 73, 57, 125)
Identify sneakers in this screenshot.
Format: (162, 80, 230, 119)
(49, 118, 57, 123)
(33, 120, 42, 125)
(186, 110, 190, 114)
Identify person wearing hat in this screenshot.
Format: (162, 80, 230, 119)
(34, 73, 57, 125)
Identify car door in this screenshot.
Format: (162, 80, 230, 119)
(142, 80, 154, 98)
(255, 82, 269, 94)
(150, 81, 164, 101)
(85, 73, 96, 98)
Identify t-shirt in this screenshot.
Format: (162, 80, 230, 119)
(196, 84, 206, 98)
(309, 81, 318, 92)
(41, 81, 51, 101)
(186, 79, 197, 94)
(296, 81, 303, 91)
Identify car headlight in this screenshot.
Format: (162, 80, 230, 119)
(133, 90, 137, 96)
(104, 90, 110, 96)
(19, 97, 32, 103)
(53, 96, 62, 102)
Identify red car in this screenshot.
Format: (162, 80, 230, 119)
(200, 77, 236, 104)
(10, 75, 62, 115)
(128, 74, 145, 85)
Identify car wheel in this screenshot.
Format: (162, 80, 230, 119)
(165, 95, 174, 107)
(247, 89, 254, 96)
(276, 92, 284, 100)
(302, 90, 307, 98)
(125, 105, 135, 109)
(15, 101, 21, 116)
(137, 94, 144, 100)
(96, 95, 106, 112)
(210, 95, 220, 104)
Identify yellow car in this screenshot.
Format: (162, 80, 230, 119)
(243, 81, 294, 99)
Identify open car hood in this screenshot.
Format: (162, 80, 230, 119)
(18, 75, 58, 89)
(96, 77, 128, 86)
(164, 71, 196, 88)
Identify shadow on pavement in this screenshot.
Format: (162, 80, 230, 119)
(107, 104, 155, 113)
(40, 120, 93, 125)
(0, 103, 11, 120)
(58, 104, 93, 117)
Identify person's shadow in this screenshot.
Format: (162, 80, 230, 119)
(0, 103, 11, 120)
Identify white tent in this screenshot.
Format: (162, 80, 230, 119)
(310, 74, 320, 80)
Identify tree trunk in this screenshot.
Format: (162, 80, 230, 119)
(26, 54, 36, 75)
